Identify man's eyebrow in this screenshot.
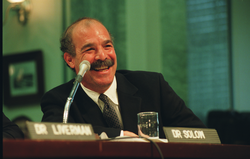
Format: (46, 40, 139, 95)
(81, 43, 95, 52)
(103, 39, 113, 45)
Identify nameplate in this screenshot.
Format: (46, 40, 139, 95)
(163, 127, 221, 144)
(26, 121, 96, 140)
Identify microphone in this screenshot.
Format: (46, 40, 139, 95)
(63, 60, 90, 123)
(75, 60, 91, 83)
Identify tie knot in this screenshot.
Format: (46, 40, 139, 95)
(99, 94, 109, 104)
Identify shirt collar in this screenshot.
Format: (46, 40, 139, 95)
(80, 76, 118, 105)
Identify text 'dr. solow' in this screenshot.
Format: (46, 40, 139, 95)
(163, 127, 221, 144)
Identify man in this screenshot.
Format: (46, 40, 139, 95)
(12, 116, 32, 139)
(41, 17, 206, 138)
(3, 112, 24, 139)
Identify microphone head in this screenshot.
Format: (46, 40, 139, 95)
(78, 60, 91, 77)
(79, 60, 91, 69)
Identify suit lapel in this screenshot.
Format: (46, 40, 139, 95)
(73, 72, 142, 134)
(116, 73, 142, 133)
(73, 86, 108, 126)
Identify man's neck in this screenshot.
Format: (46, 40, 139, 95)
(82, 84, 111, 94)
(80, 76, 118, 105)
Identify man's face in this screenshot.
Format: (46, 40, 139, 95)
(67, 20, 117, 93)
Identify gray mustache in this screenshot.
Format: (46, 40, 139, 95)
(90, 59, 114, 70)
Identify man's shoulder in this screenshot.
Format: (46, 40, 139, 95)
(116, 70, 164, 84)
(45, 79, 74, 94)
(116, 70, 162, 79)
(116, 70, 161, 77)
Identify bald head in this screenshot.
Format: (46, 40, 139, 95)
(60, 17, 111, 57)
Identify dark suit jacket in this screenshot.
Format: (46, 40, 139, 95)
(41, 70, 206, 138)
(2, 112, 24, 139)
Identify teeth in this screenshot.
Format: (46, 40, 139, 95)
(95, 66, 108, 70)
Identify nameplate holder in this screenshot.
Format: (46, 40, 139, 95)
(26, 121, 96, 140)
(163, 127, 221, 144)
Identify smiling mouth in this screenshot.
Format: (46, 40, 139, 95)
(93, 65, 110, 71)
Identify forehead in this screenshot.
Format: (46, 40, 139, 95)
(72, 20, 111, 41)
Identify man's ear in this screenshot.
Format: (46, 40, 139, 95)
(64, 52, 75, 69)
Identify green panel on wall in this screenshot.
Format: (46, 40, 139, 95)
(160, 0, 188, 105)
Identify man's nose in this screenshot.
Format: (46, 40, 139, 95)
(95, 48, 106, 60)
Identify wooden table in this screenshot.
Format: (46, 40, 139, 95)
(3, 139, 250, 158)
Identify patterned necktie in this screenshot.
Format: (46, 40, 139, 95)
(99, 94, 121, 129)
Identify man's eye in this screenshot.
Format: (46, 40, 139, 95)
(105, 44, 112, 48)
(86, 48, 94, 52)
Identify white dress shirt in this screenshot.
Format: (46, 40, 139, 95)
(80, 77, 124, 137)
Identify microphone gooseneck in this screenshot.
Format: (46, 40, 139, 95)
(63, 60, 90, 123)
